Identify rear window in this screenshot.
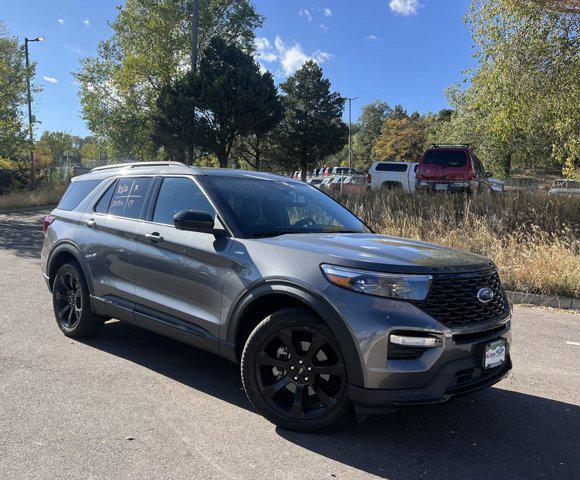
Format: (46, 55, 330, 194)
(58, 180, 102, 211)
(422, 150, 467, 168)
(376, 163, 408, 172)
(107, 177, 154, 219)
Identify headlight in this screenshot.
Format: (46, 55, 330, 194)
(320, 264, 432, 300)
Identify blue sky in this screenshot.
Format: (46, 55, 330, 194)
(1, 0, 474, 137)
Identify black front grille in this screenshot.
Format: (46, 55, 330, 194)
(413, 269, 509, 327)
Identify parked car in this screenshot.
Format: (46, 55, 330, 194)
(549, 179, 580, 196)
(341, 175, 367, 193)
(488, 178, 505, 193)
(504, 177, 539, 192)
(416, 144, 491, 193)
(326, 175, 348, 193)
(42, 162, 511, 432)
(331, 166, 351, 176)
(307, 177, 324, 188)
(367, 161, 418, 192)
(319, 175, 334, 190)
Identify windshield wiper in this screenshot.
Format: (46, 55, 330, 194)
(250, 230, 303, 238)
(250, 229, 365, 238)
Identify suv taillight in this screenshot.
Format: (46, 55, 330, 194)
(42, 215, 56, 234)
(367, 173, 371, 183)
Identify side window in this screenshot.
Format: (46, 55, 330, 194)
(94, 181, 116, 214)
(108, 177, 153, 219)
(58, 180, 102, 211)
(153, 177, 215, 226)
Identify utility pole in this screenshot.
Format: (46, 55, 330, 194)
(186, 0, 200, 166)
(347, 97, 359, 171)
(24, 36, 44, 188)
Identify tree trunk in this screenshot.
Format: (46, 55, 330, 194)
(503, 152, 512, 177)
(254, 135, 261, 171)
(217, 150, 228, 168)
(300, 158, 307, 182)
(186, 143, 194, 165)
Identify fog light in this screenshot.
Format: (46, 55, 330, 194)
(390, 334, 442, 348)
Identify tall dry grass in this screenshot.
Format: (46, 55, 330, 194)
(336, 190, 580, 298)
(0, 184, 67, 212)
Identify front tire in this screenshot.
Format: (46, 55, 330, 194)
(241, 308, 351, 432)
(52, 262, 104, 338)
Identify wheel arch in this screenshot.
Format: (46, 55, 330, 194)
(224, 281, 365, 387)
(47, 242, 91, 293)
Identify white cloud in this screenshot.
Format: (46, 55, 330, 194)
(298, 8, 312, 22)
(57, 19, 65, 25)
(319, 24, 329, 34)
(389, 0, 420, 16)
(254, 37, 277, 62)
(365, 35, 383, 43)
(323, 7, 332, 17)
(274, 36, 332, 76)
(43, 76, 58, 84)
(83, 18, 90, 27)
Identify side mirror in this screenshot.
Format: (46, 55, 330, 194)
(174, 210, 219, 234)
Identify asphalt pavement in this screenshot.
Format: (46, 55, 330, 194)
(0, 210, 579, 480)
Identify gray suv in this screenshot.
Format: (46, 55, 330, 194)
(41, 162, 512, 431)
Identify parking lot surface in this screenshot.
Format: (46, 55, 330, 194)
(1, 210, 579, 480)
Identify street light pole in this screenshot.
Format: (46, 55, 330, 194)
(24, 36, 44, 189)
(347, 97, 359, 171)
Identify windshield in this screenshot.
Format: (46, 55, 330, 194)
(200, 175, 370, 238)
(422, 150, 467, 168)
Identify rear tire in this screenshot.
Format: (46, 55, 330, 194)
(52, 262, 104, 338)
(241, 308, 352, 432)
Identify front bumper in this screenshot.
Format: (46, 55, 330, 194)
(350, 354, 512, 413)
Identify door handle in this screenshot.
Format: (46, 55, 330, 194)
(85, 218, 96, 228)
(145, 232, 164, 243)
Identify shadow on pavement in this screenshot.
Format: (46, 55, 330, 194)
(0, 210, 48, 259)
(84, 320, 579, 480)
(82, 319, 251, 411)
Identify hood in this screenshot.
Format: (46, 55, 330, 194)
(253, 233, 493, 274)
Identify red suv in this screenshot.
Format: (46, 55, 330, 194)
(416, 144, 491, 193)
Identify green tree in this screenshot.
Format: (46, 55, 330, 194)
(153, 38, 282, 168)
(0, 21, 32, 162)
(438, 0, 580, 176)
(35, 131, 74, 183)
(274, 61, 348, 180)
(75, 0, 263, 159)
(352, 100, 392, 169)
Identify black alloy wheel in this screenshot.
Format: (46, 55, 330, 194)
(52, 262, 104, 338)
(54, 269, 83, 331)
(241, 308, 351, 432)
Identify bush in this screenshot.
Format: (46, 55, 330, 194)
(335, 189, 580, 298)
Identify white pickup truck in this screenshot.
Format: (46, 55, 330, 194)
(367, 161, 418, 192)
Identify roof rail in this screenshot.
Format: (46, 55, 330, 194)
(90, 161, 187, 172)
(430, 143, 470, 149)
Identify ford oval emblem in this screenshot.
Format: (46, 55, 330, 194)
(477, 287, 494, 303)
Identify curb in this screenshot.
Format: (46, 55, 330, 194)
(0, 204, 56, 214)
(506, 290, 579, 311)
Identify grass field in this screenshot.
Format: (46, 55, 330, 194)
(336, 189, 580, 298)
(1, 182, 578, 297)
(0, 184, 67, 212)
